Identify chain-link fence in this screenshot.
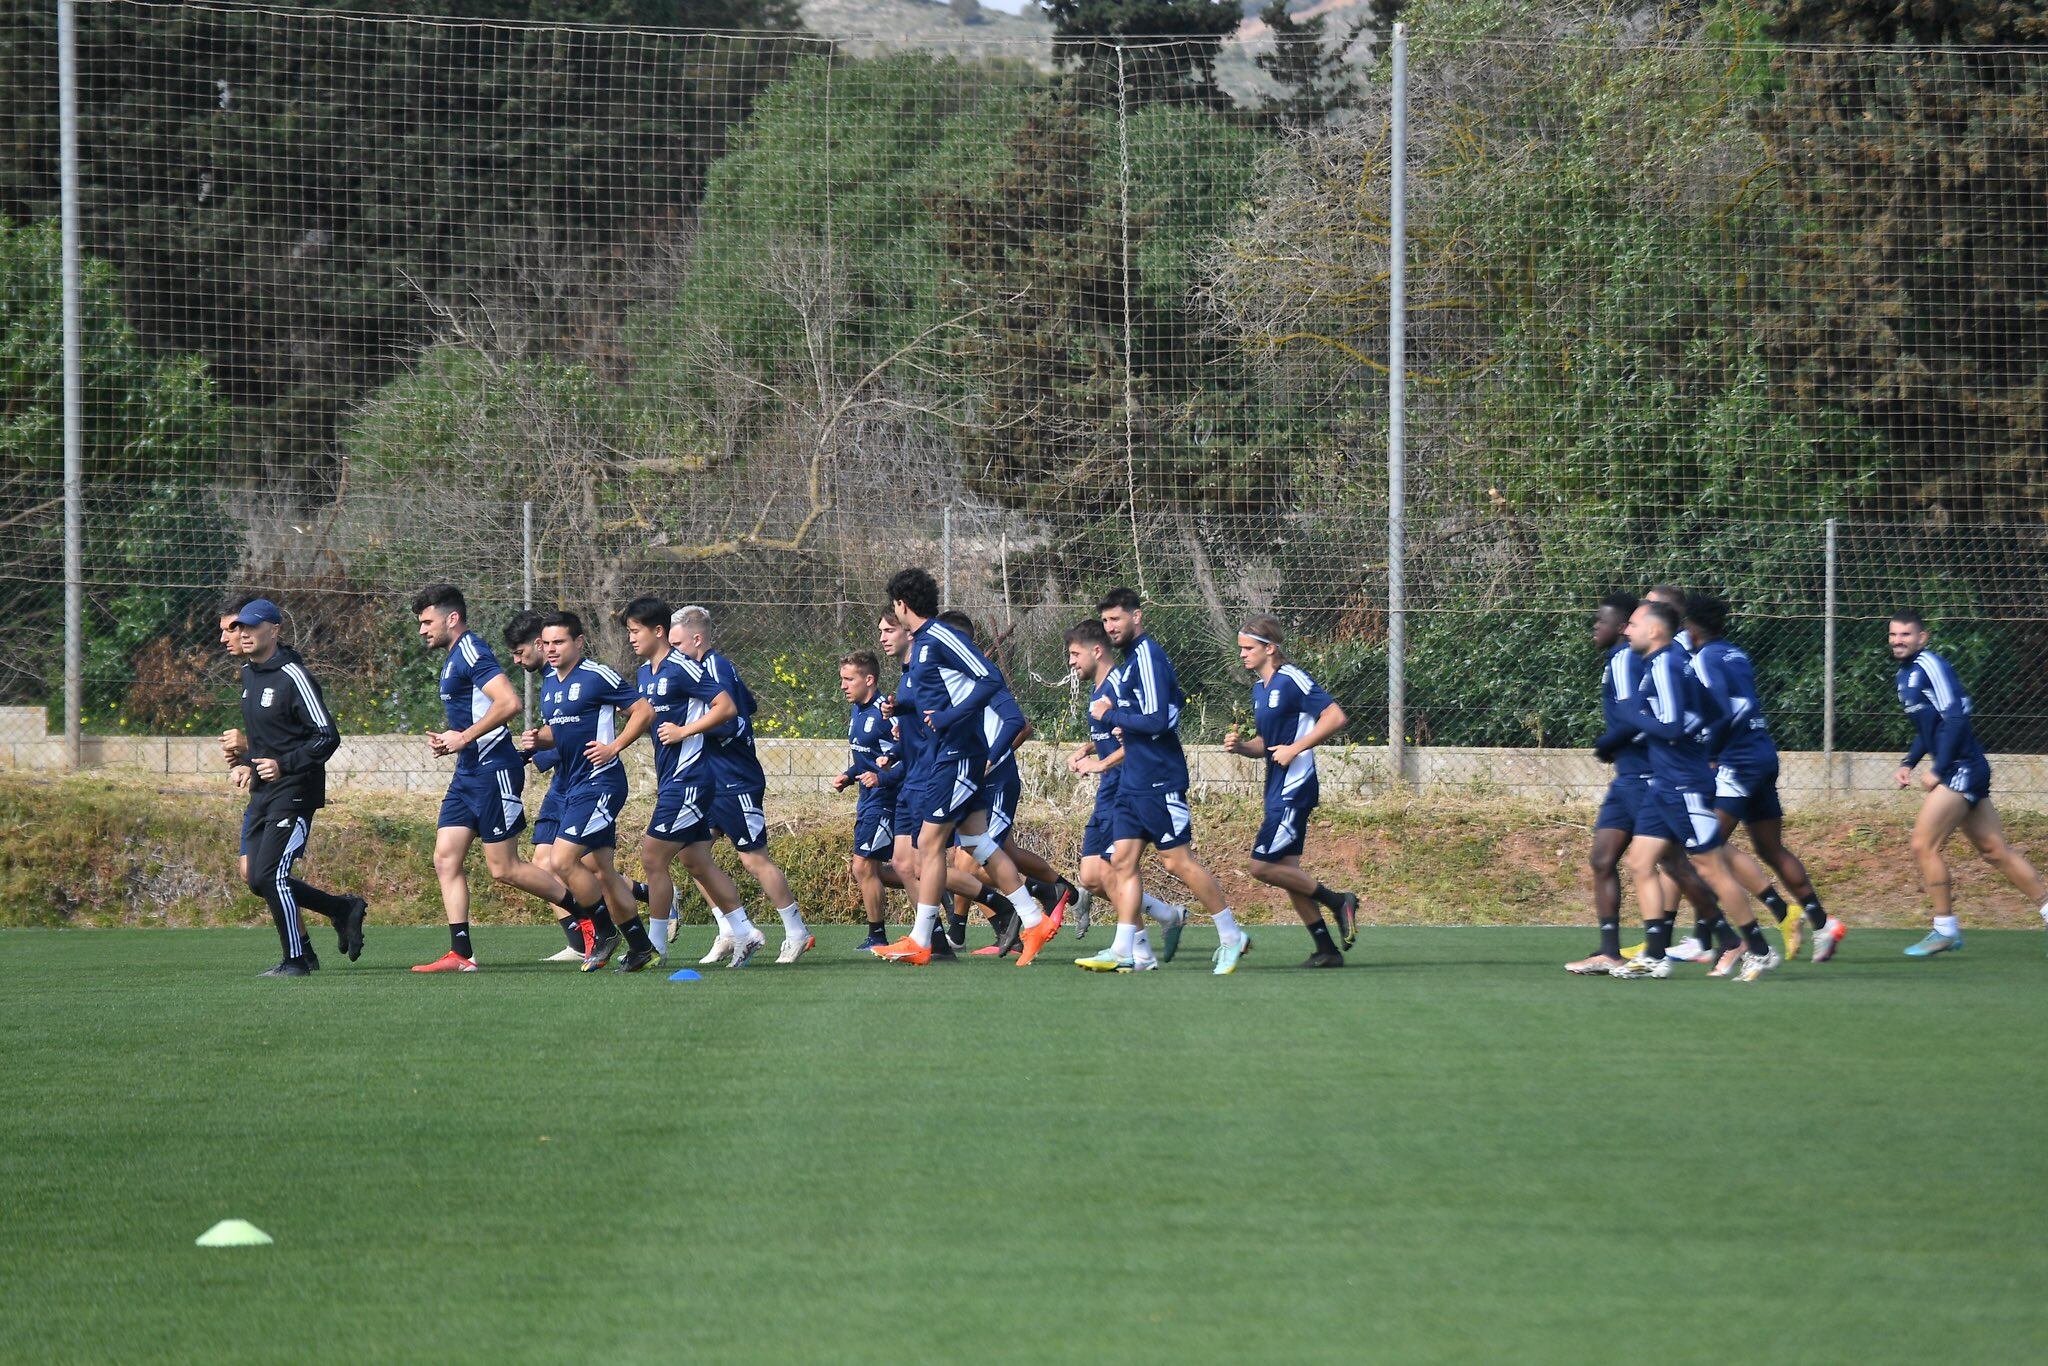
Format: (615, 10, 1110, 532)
(5, 2, 2047, 804)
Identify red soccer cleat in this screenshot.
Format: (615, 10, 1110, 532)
(411, 950, 478, 974)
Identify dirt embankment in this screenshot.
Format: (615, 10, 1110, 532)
(4, 771, 2043, 930)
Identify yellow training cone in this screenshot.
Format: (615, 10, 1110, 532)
(195, 1219, 273, 1247)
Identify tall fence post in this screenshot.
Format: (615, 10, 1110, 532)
(1823, 516, 1837, 797)
(941, 503, 953, 609)
(58, 0, 84, 769)
(521, 500, 535, 718)
(1386, 21, 1409, 790)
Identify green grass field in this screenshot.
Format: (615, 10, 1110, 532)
(5, 925, 2046, 1363)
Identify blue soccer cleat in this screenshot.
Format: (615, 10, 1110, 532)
(1903, 931, 1963, 958)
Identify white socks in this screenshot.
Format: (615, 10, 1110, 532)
(912, 903, 942, 948)
(648, 916, 672, 955)
(1142, 895, 1183, 925)
(1213, 907, 1243, 946)
(711, 907, 733, 936)
(2038, 903, 2048, 926)
(725, 907, 757, 942)
(776, 901, 808, 938)
(1133, 928, 1157, 968)
(1007, 885, 1045, 929)
(1934, 915, 1960, 938)
(1111, 922, 1138, 959)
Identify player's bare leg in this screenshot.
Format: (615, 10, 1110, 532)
(1959, 797, 2047, 902)
(943, 808, 1054, 965)
(1612, 835, 1681, 976)
(1572, 826, 1630, 973)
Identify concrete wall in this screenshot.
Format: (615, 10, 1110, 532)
(6, 706, 2046, 810)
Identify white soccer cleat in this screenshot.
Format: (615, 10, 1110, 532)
(776, 934, 814, 964)
(699, 934, 733, 966)
(1609, 955, 1672, 979)
(1736, 949, 1782, 983)
(1665, 938, 1714, 964)
(542, 945, 586, 963)
(728, 932, 767, 969)
(1707, 947, 1745, 978)
(1812, 917, 1847, 963)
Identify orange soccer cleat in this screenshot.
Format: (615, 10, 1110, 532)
(411, 950, 478, 974)
(873, 936, 932, 965)
(1015, 916, 1060, 967)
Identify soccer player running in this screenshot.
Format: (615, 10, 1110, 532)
(873, 567, 1057, 966)
(1570, 594, 1649, 975)
(1606, 599, 1779, 981)
(932, 610, 1077, 957)
(411, 585, 587, 973)
(504, 610, 603, 963)
(528, 612, 664, 974)
(833, 648, 903, 950)
(1080, 588, 1244, 976)
(1685, 593, 1846, 963)
(627, 599, 769, 968)
(1222, 615, 1360, 968)
(226, 597, 366, 977)
(1578, 594, 1730, 975)
(668, 606, 812, 965)
(1889, 611, 2048, 956)
(1065, 619, 1181, 955)
(874, 610, 962, 961)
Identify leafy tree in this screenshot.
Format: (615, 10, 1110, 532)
(0, 217, 231, 708)
(1254, 0, 1365, 128)
(1041, 0, 1243, 110)
(0, 0, 809, 495)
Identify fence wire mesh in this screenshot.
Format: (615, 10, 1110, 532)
(3, 1, 2045, 802)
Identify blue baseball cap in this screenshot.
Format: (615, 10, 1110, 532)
(233, 598, 282, 627)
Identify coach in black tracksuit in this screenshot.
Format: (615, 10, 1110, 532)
(229, 598, 367, 977)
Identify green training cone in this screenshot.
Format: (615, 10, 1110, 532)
(195, 1219, 273, 1248)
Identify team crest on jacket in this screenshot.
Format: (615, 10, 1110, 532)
(260, 687, 275, 707)
(569, 683, 581, 700)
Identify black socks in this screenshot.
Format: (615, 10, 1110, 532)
(1803, 895, 1826, 930)
(1760, 887, 1789, 918)
(1311, 884, 1348, 914)
(1306, 917, 1338, 955)
(631, 881, 650, 905)
(1597, 918, 1621, 958)
(1740, 920, 1771, 955)
(620, 915, 653, 954)
(451, 922, 473, 960)
(1645, 918, 1674, 960)
(556, 914, 583, 949)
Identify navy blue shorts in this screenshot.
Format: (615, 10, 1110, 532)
(709, 787, 770, 853)
(1595, 775, 1647, 833)
(531, 783, 560, 846)
(1937, 758, 1992, 807)
(556, 770, 629, 851)
(905, 757, 987, 831)
(1633, 782, 1724, 852)
(647, 778, 712, 845)
(1252, 801, 1313, 861)
(1080, 802, 1117, 860)
(893, 792, 921, 846)
(240, 802, 263, 858)
(1713, 763, 1784, 823)
(1112, 787, 1194, 851)
(438, 765, 526, 844)
(853, 797, 894, 859)
(979, 764, 1022, 844)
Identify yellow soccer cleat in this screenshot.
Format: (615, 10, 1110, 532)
(1075, 952, 1133, 973)
(1778, 910, 1804, 963)
(1619, 942, 1644, 960)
